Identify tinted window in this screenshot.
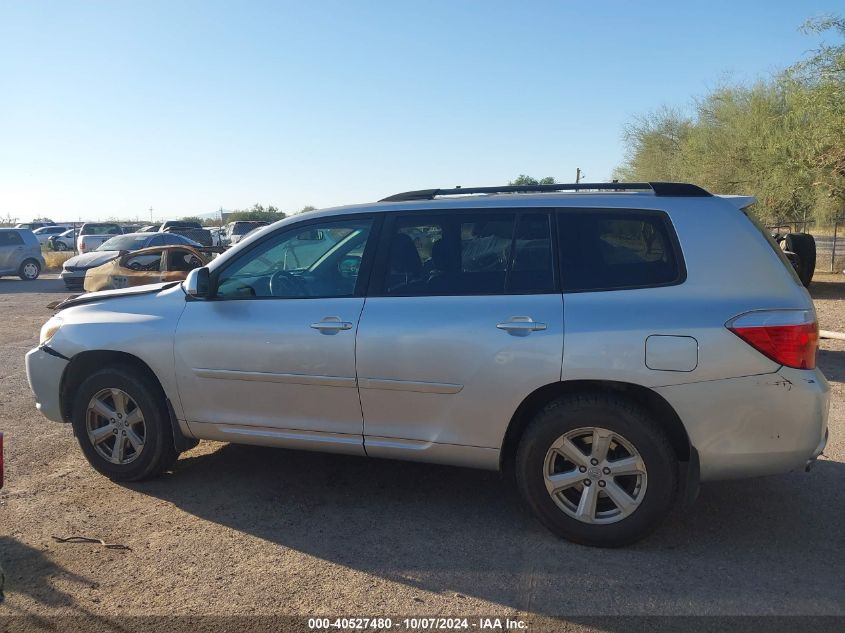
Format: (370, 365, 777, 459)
(81, 224, 121, 235)
(98, 235, 152, 251)
(167, 249, 204, 272)
(558, 211, 681, 292)
(0, 231, 24, 246)
(216, 219, 373, 299)
(124, 253, 162, 271)
(381, 212, 554, 296)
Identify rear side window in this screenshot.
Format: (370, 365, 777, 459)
(380, 211, 555, 296)
(740, 209, 803, 286)
(558, 210, 683, 292)
(0, 231, 25, 246)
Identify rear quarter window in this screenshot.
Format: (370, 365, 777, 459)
(558, 209, 684, 292)
(740, 209, 803, 286)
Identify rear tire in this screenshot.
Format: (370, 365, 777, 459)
(515, 393, 677, 547)
(785, 233, 816, 287)
(71, 366, 178, 481)
(18, 259, 41, 280)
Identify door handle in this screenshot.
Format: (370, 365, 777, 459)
(310, 317, 353, 332)
(496, 316, 547, 334)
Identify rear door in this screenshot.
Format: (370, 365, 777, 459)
(356, 209, 564, 461)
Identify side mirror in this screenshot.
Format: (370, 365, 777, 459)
(184, 267, 210, 298)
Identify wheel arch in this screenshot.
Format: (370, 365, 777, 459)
(60, 350, 165, 423)
(60, 349, 196, 451)
(500, 380, 691, 473)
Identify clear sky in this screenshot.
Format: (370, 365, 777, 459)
(1, 0, 842, 222)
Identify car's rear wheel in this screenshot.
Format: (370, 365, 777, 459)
(55, 241, 68, 251)
(18, 259, 41, 280)
(71, 366, 178, 481)
(516, 393, 677, 547)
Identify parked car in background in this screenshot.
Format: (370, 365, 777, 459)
(84, 245, 210, 292)
(162, 226, 212, 247)
(122, 225, 143, 234)
(32, 225, 72, 245)
(225, 220, 269, 244)
(0, 228, 45, 280)
(76, 223, 124, 254)
(160, 219, 202, 232)
(209, 227, 226, 247)
(139, 224, 161, 233)
(61, 232, 200, 289)
(14, 222, 53, 231)
(47, 228, 80, 251)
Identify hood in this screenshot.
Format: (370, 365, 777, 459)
(53, 281, 181, 311)
(63, 251, 121, 269)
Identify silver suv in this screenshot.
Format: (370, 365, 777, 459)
(25, 182, 829, 546)
(0, 228, 45, 280)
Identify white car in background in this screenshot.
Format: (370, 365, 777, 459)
(31, 225, 71, 245)
(47, 228, 80, 251)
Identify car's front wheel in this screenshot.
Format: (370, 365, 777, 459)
(71, 366, 178, 481)
(516, 394, 677, 547)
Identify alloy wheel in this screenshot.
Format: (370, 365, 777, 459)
(86, 388, 146, 465)
(543, 426, 648, 524)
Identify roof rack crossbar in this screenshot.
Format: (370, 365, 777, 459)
(379, 182, 711, 202)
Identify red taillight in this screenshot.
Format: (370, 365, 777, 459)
(728, 312, 818, 369)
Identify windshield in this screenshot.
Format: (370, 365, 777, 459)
(97, 234, 150, 251)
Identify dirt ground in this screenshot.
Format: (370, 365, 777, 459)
(1, 274, 844, 630)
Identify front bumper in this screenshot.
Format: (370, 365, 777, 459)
(60, 269, 85, 288)
(25, 346, 69, 423)
(656, 367, 829, 482)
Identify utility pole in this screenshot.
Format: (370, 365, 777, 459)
(149, 207, 154, 222)
(575, 168, 582, 184)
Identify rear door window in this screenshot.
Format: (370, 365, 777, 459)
(378, 211, 555, 296)
(558, 210, 683, 292)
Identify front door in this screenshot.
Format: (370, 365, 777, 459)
(174, 216, 378, 451)
(355, 210, 564, 460)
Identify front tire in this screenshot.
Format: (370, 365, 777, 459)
(18, 259, 41, 280)
(515, 394, 677, 547)
(71, 366, 178, 481)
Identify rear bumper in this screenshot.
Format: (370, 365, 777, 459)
(25, 346, 69, 423)
(656, 367, 829, 482)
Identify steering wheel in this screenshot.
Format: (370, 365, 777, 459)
(269, 270, 307, 297)
(128, 261, 143, 271)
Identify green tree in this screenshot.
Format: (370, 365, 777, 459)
(509, 175, 556, 185)
(614, 14, 845, 224)
(227, 203, 287, 223)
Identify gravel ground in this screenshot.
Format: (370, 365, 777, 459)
(1, 274, 844, 630)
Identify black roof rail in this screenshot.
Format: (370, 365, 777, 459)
(379, 181, 712, 202)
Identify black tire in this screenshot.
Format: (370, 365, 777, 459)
(515, 393, 677, 547)
(18, 258, 41, 280)
(71, 366, 178, 481)
(785, 233, 816, 286)
(56, 241, 68, 251)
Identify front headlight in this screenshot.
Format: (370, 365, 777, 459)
(39, 316, 63, 346)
